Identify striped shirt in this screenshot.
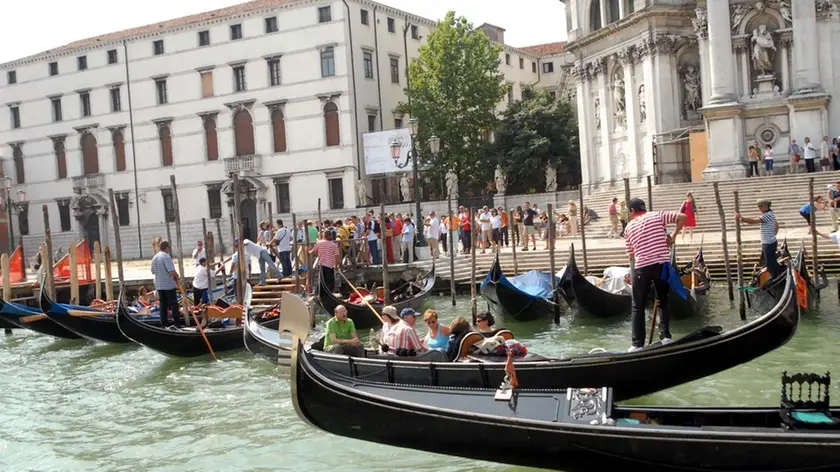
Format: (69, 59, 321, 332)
(150, 251, 177, 290)
(313, 240, 340, 269)
(385, 321, 423, 352)
(759, 210, 777, 244)
(624, 211, 679, 269)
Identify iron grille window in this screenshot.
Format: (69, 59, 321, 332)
(233, 65, 246, 92)
(275, 182, 291, 213)
(363, 52, 373, 79)
(328, 177, 344, 210)
(58, 200, 72, 232)
(207, 188, 222, 219)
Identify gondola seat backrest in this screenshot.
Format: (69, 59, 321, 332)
(456, 332, 484, 360)
(780, 371, 840, 429)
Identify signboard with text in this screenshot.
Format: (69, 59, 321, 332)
(363, 129, 413, 176)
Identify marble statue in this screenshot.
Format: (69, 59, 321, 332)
(494, 165, 507, 195)
(779, 0, 792, 24)
(751, 24, 776, 75)
(355, 180, 367, 206)
(682, 66, 701, 112)
(399, 174, 411, 202)
(445, 169, 458, 201)
(638, 85, 647, 122)
(593, 97, 601, 130)
(545, 164, 557, 193)
(731, 4, 747, 31)
(613, 75, 626, 128)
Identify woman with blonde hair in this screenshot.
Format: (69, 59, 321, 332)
(422, 309, 451, 350)
(568, 200, 578, 236)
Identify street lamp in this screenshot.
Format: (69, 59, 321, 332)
(388, 118, 433, 246)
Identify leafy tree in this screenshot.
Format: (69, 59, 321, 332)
(493, 87, 580, 194)
(400, 11, 507, 196)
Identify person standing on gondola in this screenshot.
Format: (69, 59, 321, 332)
(151, 240, 181, 328)
(310, 231, 340, 292)
(736, 199, 780, 280)
(624, 199, 687, 352)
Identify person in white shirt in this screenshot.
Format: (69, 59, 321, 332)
(803, 137, 817, 173)
(222, 239, 253, 282)
(239, 238, 282, 286)
(490, 209, 502, 252)
(401, 217, 416, 263)
(762, 144, 775, 176)
(424, 211, 441, 259)
(271, 219, 293, 278)
(478, 206, 492, 253)
(192, 257, 219, 305)
(821, 136, 832, 172)
(191, 240, 206, 266)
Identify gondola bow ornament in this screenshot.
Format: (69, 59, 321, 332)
(495, 350, 519, 401)
(794, 269, 808, 310)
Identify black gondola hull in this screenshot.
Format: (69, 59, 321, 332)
(564, 250, 632, 318)
(480, 256, 562, 321)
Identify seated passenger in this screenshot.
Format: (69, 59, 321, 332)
(379, 305, 400, 352)
(323, 305, 363, 357)
(422, 309, 450, 351)
(445, 316, 472, 361)
(473, 311, 496, 334)
(384, 308, 427, 356)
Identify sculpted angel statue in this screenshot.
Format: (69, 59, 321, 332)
(751, 24, 776, 75)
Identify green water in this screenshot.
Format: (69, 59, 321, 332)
(1, 290, 838, 471)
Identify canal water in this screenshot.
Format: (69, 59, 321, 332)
(1, 289, 838, 471)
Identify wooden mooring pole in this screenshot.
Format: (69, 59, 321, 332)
(2, 253, 10, 334)
(734, 190, 746, 320)
(380, 204, 390, 303)
(233, 174, 245, 305)
(93, 241, 102, 300)
(809, 177, 819, 286)
(291, 213, 301, 294)
(42, 205, 55, 299)
(470, 207, 478, 319)
(547, 204, 559, 324)
(215, 218, 226, 257)
(103, 247, 114, 301)
(647, 175, 653, 211)
(713, 183, 735, 301)
(578, 185, 589, 274)
(447, 197, 456, 306)
(69, 239, 79, 305)
(509, 209, 518, 275)
(108, 189, 125, 288)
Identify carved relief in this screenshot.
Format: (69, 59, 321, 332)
(617, 46, 635, 66)
(612, 69, 626, 130)
(692, 7, 708, 39)
(587, 57, 605, 79)
(571, 64, 588, 82)
(816, 1, 840, 20)
(731, 4, 749, 31)
(638, 85, 647, 122)
(681, 66, 702, 118)
(593, 97, 601, 130)
(733, 1, 795, 28)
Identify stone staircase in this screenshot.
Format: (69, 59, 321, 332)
(250, 277, 302, 307)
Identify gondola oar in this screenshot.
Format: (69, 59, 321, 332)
(177, 282, 218, 361)
(337, 270, 384, 325)
(647, 300, 659, 345)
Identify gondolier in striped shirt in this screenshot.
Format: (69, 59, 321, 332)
(736, 199, 779, 279)
(624, 198, 687, 352)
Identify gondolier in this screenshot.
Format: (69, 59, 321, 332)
(736, 199, 780, 279)
(623, 198, 687, 352)
(151, 240, 181, 327)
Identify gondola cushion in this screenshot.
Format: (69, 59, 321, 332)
(791, 411, 836, 424)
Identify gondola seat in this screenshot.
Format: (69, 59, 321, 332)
(780, 371, 840, 429)
(457, 330, 516, 360)
(367, 350, 449, 362)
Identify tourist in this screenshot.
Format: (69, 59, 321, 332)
(424, 211, 441, 259)
(478, 206, 492, 253)
(624, 198, 687, 352)
(748, 145, 760, 177)
(618, 200, 629, 238)
(392, 213, 403, 261)
(522, 201, 538, 251)
(460, 208, 473, 255)
(788, 139, 802, 174)
(735, 199, 780, 279)
(379, 305, 400, 350)
(490, 208, 503, 252)
(192, 257, 218, 305)
(422, 309, 450, 351)
(191, 240, 205, 266)
(568, 200, 578, 236)
(680, 192, 697, 243)
(445, 316, 472, 361)
(457, 205, 467, 252)
(306, 220, 318, 244)
(383, 214, 395, 264)
(833, 138, 840, 170)
(499, 206, 510, 247)
(821, 136, 833, 172)
(798, 196, 827, 234)
(151, 240, 181, 327)
(272, 219, 293, 277)
(474, 311, 496, 334)
(558, 214, 571, 237)
(364, 213, 381, 265)
(241, 238, 281, 286)
(803, 137, 817, 173)
(829, 184, 840, 232)
(323, 305, 363, 356)
(400, 217, 415, 263)
(607, 198, 620, 238)
(763, 144, 775, 176)
(386, 308, 426, 356)
(309, 230, 340, 291)
(513, 206, 524, 246)
(223, 240, 253, 294)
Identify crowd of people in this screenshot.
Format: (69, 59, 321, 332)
(746, 136, 840, 177)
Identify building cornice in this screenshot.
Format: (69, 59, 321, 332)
(564, 5, 692, 54)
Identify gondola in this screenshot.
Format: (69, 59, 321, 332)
(278, 265, 799, 401)
(560, 246, 631, 318)
(291, 338, 840, 472)
(243, 315, 293, 363)
(0, 296, 81, 340)
(479, 253, 564, 321)
(667, 246, 712, 319)
(746, 243, 828, 315)
(317, 264, 435, 330)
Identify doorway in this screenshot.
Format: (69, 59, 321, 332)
(689, 131, 708, 182)
(240, 198, 257, 241)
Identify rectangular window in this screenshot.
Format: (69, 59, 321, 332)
(162, 190, 175, 223)
(153, 40, 164, 55)
(268, 59, 281, 86)
(231, 24, 243, 40)
(18, 211, 29, 236)
(519, 57, 524, 69)
(505, 54, 510, 66)
(532, 61, 537, 73)
(7, 70, 16, 84)
(51, 97, 63, 122)
(363, 51, 374, 79)
(507, 86, 514, 102)
(107, 49, 118, 64)
(80, 92, 91, 117)
(58, 201, 72, 231)
(543, 62, 554, 73)
(549, 90, 557, 99)
(368, 114, 376, 132)
(389, 57, 399, 84)
(394, 118, 403, 129)
(77, 56, 87, 71)
(49, 62, 59, 76)
(411, 25, 419, 39)
(328, 177, 344, 210)
(198, 30, 210, 46)
(265, 17, 278, 33)
(318, 6, 332, 23)
(117, 194, 130, 226)
(275, 182, 291, 213)
(110, 87, 122, 112)
(233, 65, 246, 92)
(200, 71, 214, 97)
(360, 9, 369, 25)
(155, 79, 168, 104)
(10, 106, 20, 129)
(207, 188, 222, 219)
(320, 48, 335, 77)
(387, 17, 395, 33)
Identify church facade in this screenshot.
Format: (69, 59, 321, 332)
(563, 0, 840, 189)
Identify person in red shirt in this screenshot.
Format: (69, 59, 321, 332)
(624, 198, 686, 352)
(460, 209, 473, 254)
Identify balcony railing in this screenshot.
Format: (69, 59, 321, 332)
(72, 173, 105, 191)
(224, 155, 262, 175)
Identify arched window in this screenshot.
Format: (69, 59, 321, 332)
(271, 108, 287, 153)
(54, 137, 67, 179)
(81, 132, 99, 175)
(159, 124, 173, 166)
(112, 130, 127, 172)
(204, 116, 219, 161)
(590, 0, 602, 32)
(12, 144, 24, 184)
(233, 109, 255, 157)
(324, 102, 340, 147)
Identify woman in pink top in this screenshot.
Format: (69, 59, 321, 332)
(679, 192, 697, 242)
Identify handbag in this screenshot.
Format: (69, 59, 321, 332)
(794, 154, 801, 162)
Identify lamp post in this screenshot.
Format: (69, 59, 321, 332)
(2, 176, 14, 251)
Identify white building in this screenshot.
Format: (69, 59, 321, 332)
(0, 0, 563, 259)
(564, 0, 840, 190)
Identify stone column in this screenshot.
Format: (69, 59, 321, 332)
(618, 0, 626, 21)
(599, 0, 608, 28)
(706, 0, 736, 104)
(572, 64, 591, 187)
(640, 44, 657, 178)
(97, 208, 110, 248)
(791, 0, 822, 94)
(618, 47, 639, 179)
(735, 41, 750, 97)
(594, 58, 612, 184)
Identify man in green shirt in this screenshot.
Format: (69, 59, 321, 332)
(323, 305, 363, 356)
